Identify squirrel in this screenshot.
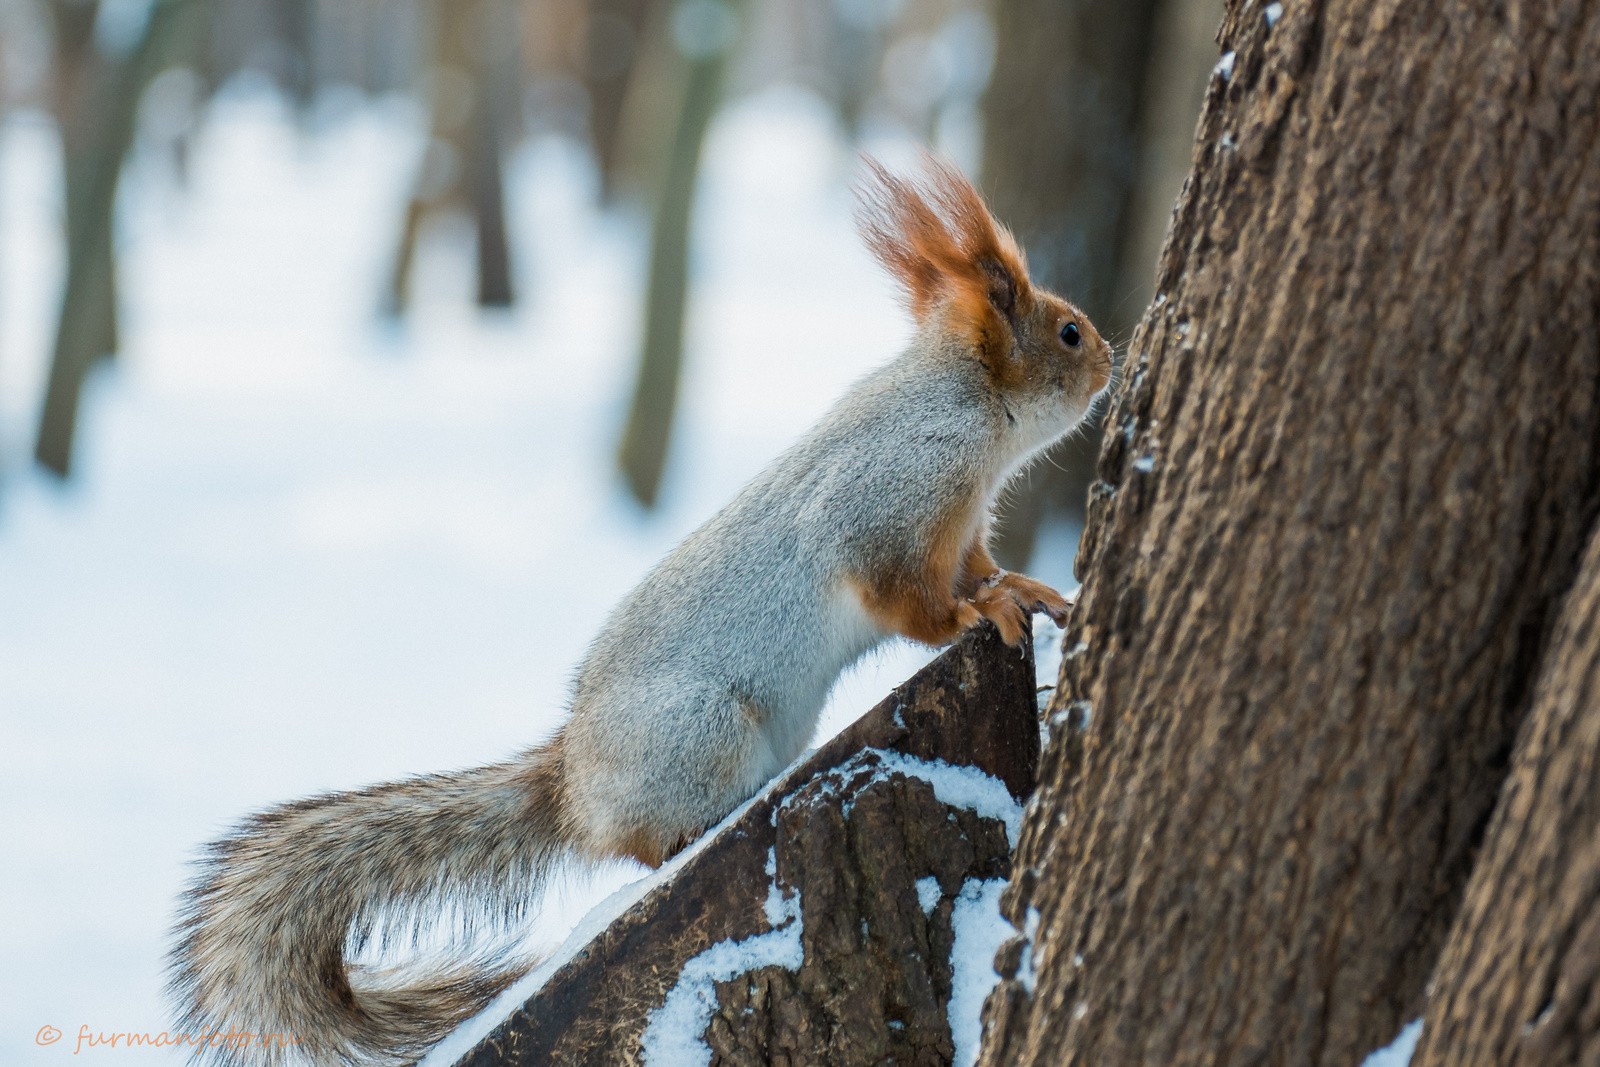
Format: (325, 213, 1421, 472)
(168, 155, 1112, 1066)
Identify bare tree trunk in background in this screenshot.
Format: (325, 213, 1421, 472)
(36, 0, 210, 478)
(384, 0, 517, 315)
(583, 0, 652, 201)
(615, 0, 735, 508)
(51, 0, 119, 362)
(1122, 0, 1225, 312)
(978, 1, 1600, 1064)
(980, 0, 1163, 569)
(821, 10, 883, 144)
(1412, 521, 1600, 1066)
(273, 0, 314, 112)
(470, 0, 518, 307)
(468, 94, 514, 308)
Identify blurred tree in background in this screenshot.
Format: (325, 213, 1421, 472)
(982, 0, 1218, 567)
(384, 0, 521, 314)
(0, 0, 1220, 522)
(616, 0, 737, 508)
(35, 0, 209, 476)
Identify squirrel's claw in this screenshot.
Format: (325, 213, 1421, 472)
(982, 571, 1072, 630)
(1044, 586, 1081, 626)
(970, 580, 1029, 646)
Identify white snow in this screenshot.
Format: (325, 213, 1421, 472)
(871, 750, 1024, 846)
(763, 848, 788, 925)
(637, 845, 804, 1065)
(947, 877, 1010, 1067)
(1215, 51, 1236, 80)
(636, 896, 803, 1066)
(916, 876, 942, 914)
(1015, 905, 1041, 993)
(1265, 2, 1284, 27)
(1032, 615, 1066, 710)
(1360, 1019, 1423, 1067)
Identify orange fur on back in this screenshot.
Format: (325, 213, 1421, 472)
(855, 156, 1033, 368)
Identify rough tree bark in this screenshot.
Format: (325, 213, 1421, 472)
(459, 623, 1037, 1065)
(979, 1, 1600, 1065)
(1413, 522, 1600, 1066)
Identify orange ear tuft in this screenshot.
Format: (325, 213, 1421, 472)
(854, 154, 1032, 361)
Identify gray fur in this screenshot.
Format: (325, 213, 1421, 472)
(563, 327, 1084, 854)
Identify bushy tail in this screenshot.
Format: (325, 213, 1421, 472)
(169, 744, 572, 1066)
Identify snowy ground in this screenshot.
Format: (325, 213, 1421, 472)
(0, 84, 1075, 1064)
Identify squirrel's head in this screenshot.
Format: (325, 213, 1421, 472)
(856, 155, 1112, 431)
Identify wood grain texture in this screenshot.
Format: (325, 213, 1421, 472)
(979, 0, 1600, 1063)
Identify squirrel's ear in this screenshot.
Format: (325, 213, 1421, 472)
(855, 158, 951, 320)
(979, 255, 1020, 322)
(855, 155, 1032, 367)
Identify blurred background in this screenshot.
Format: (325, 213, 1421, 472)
(0, 0, 1222, 1058)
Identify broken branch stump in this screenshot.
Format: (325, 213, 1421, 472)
(452, 622, 1039, 1066)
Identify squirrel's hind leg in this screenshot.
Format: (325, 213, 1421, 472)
(608, 822, 712, 868)
(569, 688, 773, 870)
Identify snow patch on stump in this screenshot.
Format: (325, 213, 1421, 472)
(640, 871, 804, 1065)
(948, 877, 1011, 1067)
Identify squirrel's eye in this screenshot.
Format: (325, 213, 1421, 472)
(1060, 321, 1081, 347)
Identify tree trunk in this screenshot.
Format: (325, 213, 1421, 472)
(980, 0, 1163, 568)
(273, 0, 315, 113)
(383, 0, 517, 316)
(1122, 0, 1226, 316)
(615, 0, 734, 508)
(583, 0, 652, 201)
(36, 0, 209, 477)
(1412, 521, 1600, 1066)
(979, 1, 1600, 1065)
(468, 0, 517, 309)
(56, 0, 122, 369)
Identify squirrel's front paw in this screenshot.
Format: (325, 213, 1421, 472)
(970, 581, 1029, 646)
(983, 572, 1073, 628)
